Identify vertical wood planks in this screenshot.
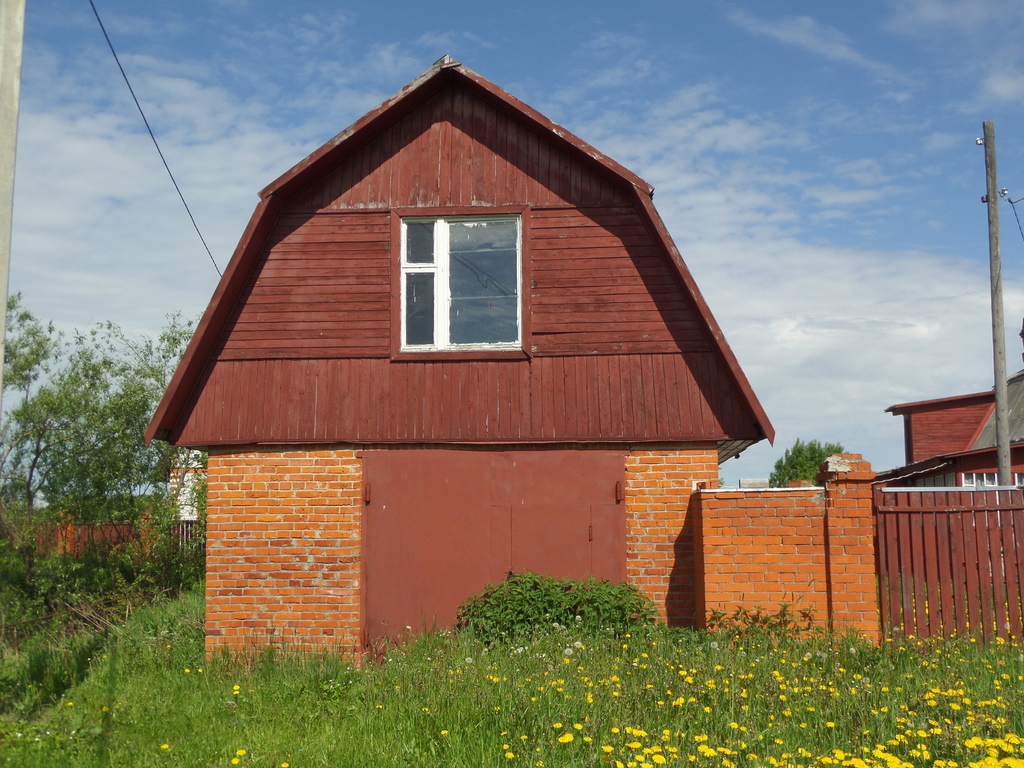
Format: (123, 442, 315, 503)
(875, 488, 1024, 639)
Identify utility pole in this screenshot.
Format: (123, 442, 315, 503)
(981, 120, 1012, 486)
(0, 0, 25, 415)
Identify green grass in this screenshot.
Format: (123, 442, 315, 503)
(1, 590, 1023, 768)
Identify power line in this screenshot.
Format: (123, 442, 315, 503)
(87, 0, 222, 276)
(999, 189, 1024, 250)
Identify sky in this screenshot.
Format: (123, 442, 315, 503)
(10, 0, 1024, 482)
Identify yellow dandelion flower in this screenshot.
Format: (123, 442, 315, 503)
(236, 749, 246, 756)
(161, 744, 169, 749)
(231, 761, 240, 766)
(558, 732, 574, 743)
(505, 751, 515, 759)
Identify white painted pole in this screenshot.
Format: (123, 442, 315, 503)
(0, 0, 25, 416)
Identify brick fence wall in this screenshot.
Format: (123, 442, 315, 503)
(696, 454, 878, 637)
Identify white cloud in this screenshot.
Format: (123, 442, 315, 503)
(727, 8, 902, 81)
(981, 67, 1024, 103)
(923, 132, 957, 152)
(886, 0, 1013, 34)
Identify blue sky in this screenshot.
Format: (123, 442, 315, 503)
(11, 0, 1024, 481)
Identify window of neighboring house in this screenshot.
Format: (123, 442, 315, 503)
(916, 472, 955, 487)
(401, 216, 521, 350)
(961, 471, 1020, 488)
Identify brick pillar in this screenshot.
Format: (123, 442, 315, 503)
(817, 454, 879, 639)
(205, 446, 363, 656)
(625, 443, 718, 626)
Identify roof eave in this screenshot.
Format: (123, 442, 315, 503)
(630, 187, 774, 446)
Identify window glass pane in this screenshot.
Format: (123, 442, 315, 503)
(448, 220, 518, 344)
(405, 273, 434, 345)
(406, 221, 435, 264)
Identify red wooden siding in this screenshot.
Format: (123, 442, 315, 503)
(170, 352, 759, 446)
(216, 211, 391, 359)
(530, 207, 707, 355)
(902, 399, 993, 463)
(285, 84, 630, 213)
(147, 60, 773, 449)
(212, 205, 706, 361)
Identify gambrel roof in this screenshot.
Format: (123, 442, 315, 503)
(147, 56, 773, 458)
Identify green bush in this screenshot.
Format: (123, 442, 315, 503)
(455, 571, 657, 643)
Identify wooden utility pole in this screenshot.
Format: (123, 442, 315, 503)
(982, 120, 1012, 486)
(0, 0, 25, 413)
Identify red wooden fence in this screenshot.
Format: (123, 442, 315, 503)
(34, 519, 204, 557)
(874, 487, 1024, 640)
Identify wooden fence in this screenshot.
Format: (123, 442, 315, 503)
(874, 487, 1024, 640)
(34, 518, 204, 557)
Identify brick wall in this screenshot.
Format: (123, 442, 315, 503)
(205, 446, 363, 655)
(205, 442, 720, 652)
(625, 443, 719, 626)
(695, 454, 879, 638)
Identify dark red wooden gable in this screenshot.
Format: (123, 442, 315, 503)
(147, 57, 773, 451)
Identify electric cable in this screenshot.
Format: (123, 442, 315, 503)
(87, 0, 222, 276)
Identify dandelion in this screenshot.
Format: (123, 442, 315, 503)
(161, 744, 169, 749)
(231, 761, 239, 766)
(558, 733, 575, 743)
(236, 749, 246, 756)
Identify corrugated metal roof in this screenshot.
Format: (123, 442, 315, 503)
(972, 369, 1024, 448)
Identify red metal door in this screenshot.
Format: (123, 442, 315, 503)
(505, 451, 626, 581)
(362, 449, 625, 647)
(362, 451, 510, 645)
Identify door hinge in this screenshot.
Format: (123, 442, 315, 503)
(363, 483, 372, 504)
(615, 480, 624, 503)
(588, 524, 593, 542)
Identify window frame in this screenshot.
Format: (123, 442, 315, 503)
(390, 207, 531, 360)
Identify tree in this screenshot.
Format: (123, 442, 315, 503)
(769, 438, 845, 488)
(0, 295, 194, 526)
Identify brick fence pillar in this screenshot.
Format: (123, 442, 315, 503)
(817, 454, 879, 640)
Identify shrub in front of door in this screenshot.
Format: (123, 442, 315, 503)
(455, 571, 657, 643)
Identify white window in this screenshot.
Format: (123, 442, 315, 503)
(961, 472, 1020, 488)
(401, 216, 521, 350)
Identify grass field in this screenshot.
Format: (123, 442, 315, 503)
(1, 588, 1022, 768)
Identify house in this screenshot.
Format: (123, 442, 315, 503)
(877, 369, 1024, 487)
(146, 56, 773, 653)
